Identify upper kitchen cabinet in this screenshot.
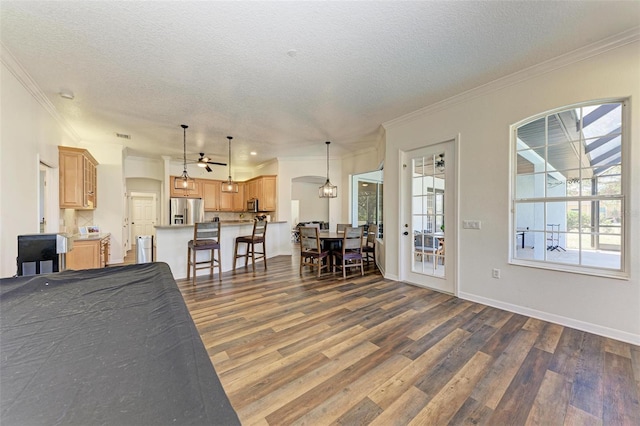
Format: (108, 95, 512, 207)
(201, 180, 220, 211)
(245, 175, 276, 211)
(220, 181, 245, 212)
(170, 175, 202, 198)
(202, 180, 244, 212)
(59, 146, 98, 210)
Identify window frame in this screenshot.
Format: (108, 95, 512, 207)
(509, 99, 629, 279)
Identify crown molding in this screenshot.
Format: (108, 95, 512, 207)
(1, 42, 81, 143)
(383, 27, 640, 129)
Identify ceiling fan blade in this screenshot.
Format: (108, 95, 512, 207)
(205, 165, 212, 172)
(206, 161, 227, 166)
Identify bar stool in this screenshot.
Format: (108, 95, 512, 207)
(233, 219, 268, 271)
(187, 221, 221, 285)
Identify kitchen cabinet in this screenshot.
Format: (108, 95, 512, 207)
(59, 146, 98, 209)
(220, 181, 245, 212)
(170, 176, 202, 198)
(202, 180, 221, 211)
(202, 180, 245, 212)
(67, 235, 110, 270)
(245, 175, 276, 211)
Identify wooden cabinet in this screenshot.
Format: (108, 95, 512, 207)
(59, 146, 98, 209)
(232, 182, 245, 212)
(201, 180, 245, 212)
(261, 176, 277, 211)
(170, 176, 202, 198)
(67, 235, 110, 270)
(202, 180, 221, 211)
(244, 175, 276, 211)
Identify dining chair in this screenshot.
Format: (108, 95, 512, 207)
(336, 223, 350, 233)
(299, 227, 331, 277)
(187, 221, 221, 285)
(333, 227, 364, 278)
(414, 233, 443, 264)
(362, 224, 378, 267)
(233, 219, 268, 271)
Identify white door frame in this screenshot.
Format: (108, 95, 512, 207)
(399, 137, 459, 295)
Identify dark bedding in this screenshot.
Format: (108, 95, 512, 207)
(0, 262, 240, 425)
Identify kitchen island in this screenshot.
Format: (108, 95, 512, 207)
(155, 221, 291, 280)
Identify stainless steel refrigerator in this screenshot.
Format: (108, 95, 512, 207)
(170, 198, 204, 225)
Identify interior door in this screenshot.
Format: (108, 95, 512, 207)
(402, 141, 456, 294)
(131, 195, 156, 242)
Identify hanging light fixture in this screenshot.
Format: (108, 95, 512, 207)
(319, 141, 337, 198)
(436, 154, 445, 172)
(174, 124, 196, 191)
(221, 136, 239, 193)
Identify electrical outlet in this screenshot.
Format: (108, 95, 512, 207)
(492, 268, 501, 279)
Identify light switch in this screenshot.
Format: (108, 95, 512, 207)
(463, 220, 482, 229)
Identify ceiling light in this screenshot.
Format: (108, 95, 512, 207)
(221, 136, 239, 193)
(59, 90, 74, 100)
(319, 141, 337, 198)
(174, 124, 196, 191)
(250, 151, 257, 156)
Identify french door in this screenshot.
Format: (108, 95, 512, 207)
(401, 141, 456, 294)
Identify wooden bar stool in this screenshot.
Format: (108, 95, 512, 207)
(187, 221, 221, 285)
(233, 219, 268, 271)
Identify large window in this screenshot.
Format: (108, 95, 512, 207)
(352, 170, 383, 238)
(511, 100, 627, 277)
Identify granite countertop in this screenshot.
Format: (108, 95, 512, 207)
(73, 232, 111, 241)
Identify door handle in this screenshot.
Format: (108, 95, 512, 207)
(403, 231, 409, 236)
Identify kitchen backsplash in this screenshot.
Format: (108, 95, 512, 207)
(60, 209, 94, 234)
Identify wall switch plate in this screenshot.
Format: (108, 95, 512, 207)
(463, 220, 482, 229)
(492, 268, 501, 279)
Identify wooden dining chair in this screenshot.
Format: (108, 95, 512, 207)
(299, 227, 331, 277)
(187, 221, 221, 285)
(336, 223, 350, 233)
(233, 219, 268, 271)
(333, 227, 364, 278)
(362, 224, 378, 267)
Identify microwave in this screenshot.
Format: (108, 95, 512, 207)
(247, 198, 259, 212)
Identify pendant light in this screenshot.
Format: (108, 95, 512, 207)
(221, 136, 239, 193)
(319, 141, 337, 198)
(436, 154, 445, 172)
(174, 124, 196, 191)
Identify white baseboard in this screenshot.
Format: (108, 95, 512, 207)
(458, 291, 640, 346)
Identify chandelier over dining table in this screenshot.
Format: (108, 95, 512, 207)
(319, 141, 337, 198)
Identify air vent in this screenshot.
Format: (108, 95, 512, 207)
(116, 133, 131, 139)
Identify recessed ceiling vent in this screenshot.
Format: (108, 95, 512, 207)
(116, 133, 131, 139)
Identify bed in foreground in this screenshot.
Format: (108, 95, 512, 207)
(0, 262, 240, 425)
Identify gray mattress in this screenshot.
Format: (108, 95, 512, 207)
(0, 262, 240, 425)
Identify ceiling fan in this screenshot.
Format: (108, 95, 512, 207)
(194, 152, 226, 172)
(177, 124, 227, 173)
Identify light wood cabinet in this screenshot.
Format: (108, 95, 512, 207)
(232, 182, 245, 212)
(202, 180, 221, 211)
(59, 146, 98, 209)
(201, 180, 245, 212)
(67, 235, 110, 270)
(260, 176, 277, 211)
(244, 175, 276, 211)
(170, 176, 202, 198)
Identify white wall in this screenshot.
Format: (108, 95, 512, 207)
(82, 142, 125, 264)
(383, 40, 640, 343)
(0, 52, 74, 277)
(291, 181, 329, 223)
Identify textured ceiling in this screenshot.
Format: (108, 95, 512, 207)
(1, 1, 639, 166)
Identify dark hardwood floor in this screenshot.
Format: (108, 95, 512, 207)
(174, 253, 640, 425)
